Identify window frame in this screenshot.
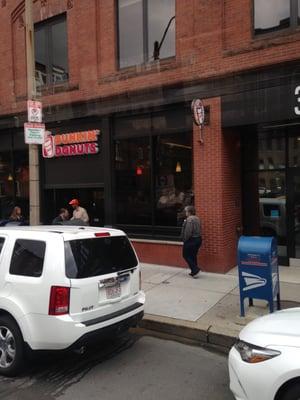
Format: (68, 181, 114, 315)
(34, 13, 69, 88)
(253, 0, 300, 38)
(117, 0, 175, 69)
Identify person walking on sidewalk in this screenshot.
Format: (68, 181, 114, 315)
(181, 205, 202, 278)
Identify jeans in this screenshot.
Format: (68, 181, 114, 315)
(182, 237, 202, 274)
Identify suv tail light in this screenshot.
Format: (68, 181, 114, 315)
(95, 232, 110, 237)
(49, 286, 70, 316)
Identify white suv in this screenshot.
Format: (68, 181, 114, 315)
(0, 226, 145, 376)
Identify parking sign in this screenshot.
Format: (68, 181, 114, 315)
(27, 100, 42, 123)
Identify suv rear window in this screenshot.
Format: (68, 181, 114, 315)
(65, 236, 138, 278)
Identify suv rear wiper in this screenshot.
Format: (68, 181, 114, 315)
(117, 266, 137, 275)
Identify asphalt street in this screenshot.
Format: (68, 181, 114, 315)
(0, 333, 234, 400)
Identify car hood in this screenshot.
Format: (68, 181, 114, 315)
(239, 307, 300, 348)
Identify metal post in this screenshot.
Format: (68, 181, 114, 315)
(25, 0, 40, 225)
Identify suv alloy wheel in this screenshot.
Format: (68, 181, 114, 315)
(0, 316, 24, 376)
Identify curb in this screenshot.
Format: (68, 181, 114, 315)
(138, 315, 237, 352)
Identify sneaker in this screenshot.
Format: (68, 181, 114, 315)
(189, 268, 200, 278)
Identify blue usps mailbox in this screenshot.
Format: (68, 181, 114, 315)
(238, 236, 280, 317)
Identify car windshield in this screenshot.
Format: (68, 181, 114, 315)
(64, 236, 138, 278)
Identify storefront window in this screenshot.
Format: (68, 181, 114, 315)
(14, 151, 29, 217)
(155, 134, 193, 227)
(0, 152, 14, 218)
(114, 108, 193, 237)
(0, 130, 29, 221)
(115, 137, 152, 225)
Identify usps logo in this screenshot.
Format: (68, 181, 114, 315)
(242, 271, 267, 292)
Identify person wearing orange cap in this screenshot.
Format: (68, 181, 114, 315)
(69, 199, 89, 224)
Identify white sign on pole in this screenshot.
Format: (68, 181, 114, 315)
(27, 100, 42, 123)
(24, 122, 45, 144)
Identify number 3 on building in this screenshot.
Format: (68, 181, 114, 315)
(295, 86, 300, 115)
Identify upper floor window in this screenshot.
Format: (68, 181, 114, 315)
(118, 0, 175, 69)
(254, 0, 300, 35)
(35, 14, 69, 88)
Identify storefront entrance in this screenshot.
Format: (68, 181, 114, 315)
(288, 169, 300, 260)
(242, 125, 300, 265)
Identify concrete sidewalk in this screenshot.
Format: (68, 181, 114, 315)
(139, 263, 300, 350)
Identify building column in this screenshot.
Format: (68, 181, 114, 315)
(194, 97, 242, 273)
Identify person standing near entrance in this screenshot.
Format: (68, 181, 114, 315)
(69, 199, 89, 224)
(52, 208, 69, 225)
(181, 205, 202, 278)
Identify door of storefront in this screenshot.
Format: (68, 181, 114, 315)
(287, 169, 300, 261)
(242, 126, 300, 265)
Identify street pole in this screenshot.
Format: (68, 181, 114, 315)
(25, 0, 40, 225)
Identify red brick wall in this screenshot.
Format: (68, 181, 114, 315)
(1, 0, 300, 115)
(131, 241, 185, 268)
(194, 98, 241, 273)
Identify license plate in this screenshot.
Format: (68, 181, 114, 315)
(105, 282, 121, 299)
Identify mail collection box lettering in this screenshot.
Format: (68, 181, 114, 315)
(238, 236, 280, 317)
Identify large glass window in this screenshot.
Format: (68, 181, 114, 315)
(118, 0, 175, 68)
(155, 134, 193, 227)
(254, 0, 300, 35)
(0, 133, 29, 221)
(115, 137, 152, 225)
(35, 14, 68, 88)
(114, 109, 193, 237)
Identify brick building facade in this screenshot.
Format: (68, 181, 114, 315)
(1, 0, 300, 271)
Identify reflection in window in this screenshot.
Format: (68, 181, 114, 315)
(0, 132, 29, 221)
(0, 153, 14, 216)
(155, 134, 193, 227)
(118, 0, 144, 68)
(289, 136, 300, 167)
(258, 132, 285, 170)
(115, 137, 152, 225)
(115, 132, 193, 229)
(148, 0, 175, 61)
(258, 171, 286, 256)
(118, 0, 175, 68)
(35, 14, 68, 88)
(254, 0, 290, 35)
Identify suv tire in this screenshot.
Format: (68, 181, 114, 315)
(0, 316, 24, 376)
(281, 382, 300, 400)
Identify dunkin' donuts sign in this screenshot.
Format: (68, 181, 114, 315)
(42, 130, 100, 158)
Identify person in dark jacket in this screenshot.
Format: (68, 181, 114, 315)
(52, 208, 69, 225)
(181, 205, 202, 278)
